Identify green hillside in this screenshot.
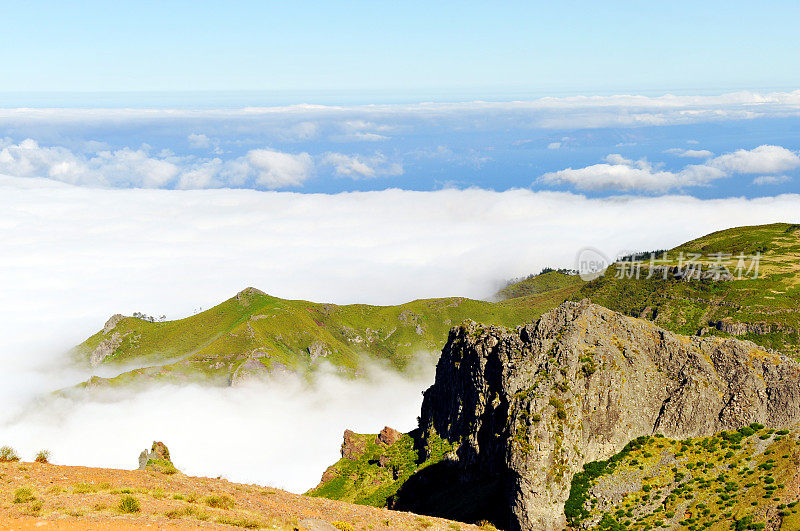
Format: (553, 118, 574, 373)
(305, 430, 450, 508)
(575, 222, 800, 356)
(567, 425, 800, 530)
(74, 286, 578, 386)
(495, 270, 583, 300)
(74, 223, 800, 387)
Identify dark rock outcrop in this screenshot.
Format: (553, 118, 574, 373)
(712, 317, 798, 337)
(415, 300, 800, 530)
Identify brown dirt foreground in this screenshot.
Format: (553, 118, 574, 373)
(0, 462, 483, 531)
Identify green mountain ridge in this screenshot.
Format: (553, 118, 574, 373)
(73, 223, 800, 388)
(74, 284, 579, 387)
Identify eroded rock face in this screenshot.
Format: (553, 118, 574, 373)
(377, 426, 402, 446)
(341, 430, 366, 460)
(90, 332, 126, 367)
(229, 358, 269, 386)
(236, 287, 267, 304)
(138, 441, 177, 473)
(417, 300, 800, 531)
(712, 317, 798, 337)
(307, 341, 330, 361)
(103, 314, 125, 334)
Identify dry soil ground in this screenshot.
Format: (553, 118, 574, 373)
(0, 461, 481, 531)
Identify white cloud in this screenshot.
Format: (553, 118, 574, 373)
(331, 120, 395, 142)
(176, 159, 225, 189)
(0, 178, 799, 491)
(707, 145, 800, 174)
(245, 149, 314, 188)
(5, 89, 798, 133)
(322, 152, 403, 179)
(2, 360, 433, 494)
(0, 139, 314, 189)
(665, 148, 714, 158)
(187, 133, 212, 149)
(547, 142, 562, 150)
(541, 145, 798, 192)
(753, 175, 792, 185)
(187, 133, 223, 154)
(0, 139, 181, 188)
(540, 154, 725, 192)
(286, 121, 320, 141)
(90, 148, 181, 188)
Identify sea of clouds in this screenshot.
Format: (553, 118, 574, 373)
(1, 173, 799, 491)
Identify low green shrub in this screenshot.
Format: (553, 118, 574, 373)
(0, 445, 20, 462)
(34, 450, 51, 464)
(204, 493, 235, 510)
(13, 486, 36, 503)
(117, 495, 141, 513)
(215, 515, 264, 529)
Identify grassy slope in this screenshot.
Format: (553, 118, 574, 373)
(75, 223, 800, 387)
(307, 430, 502, 526)
(495, 271, 583, 300)
(567, 425, 800, 531)
(306, 430, 454, 508)
(574, 223, 800, 356)
(75, 285, 580, 386)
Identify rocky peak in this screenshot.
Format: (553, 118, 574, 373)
(377, 426, 402, 446)
(103, 314, 125, 334)
(416, 300, 800, 530)
(138, 441, 178, 474)
(236, 287, 266, 305)
(341, 430, 367, 460)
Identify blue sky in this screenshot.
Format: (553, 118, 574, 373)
(2, 1, 800, 97)
(0, 3, 799, 198)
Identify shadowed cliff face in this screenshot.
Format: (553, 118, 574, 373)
(416, 300, 800, 531)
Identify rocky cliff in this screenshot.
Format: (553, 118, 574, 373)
(416, 300, 800, 530)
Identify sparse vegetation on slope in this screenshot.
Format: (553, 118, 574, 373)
(0, 459, 481, 530)
(496, 270, 582, 300)
(569, 425, 800, 530)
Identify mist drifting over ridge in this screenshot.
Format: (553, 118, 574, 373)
(1, 173, 799, 491)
